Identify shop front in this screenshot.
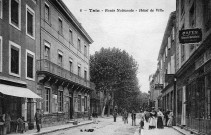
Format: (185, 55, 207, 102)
(0, 84, 41, 134)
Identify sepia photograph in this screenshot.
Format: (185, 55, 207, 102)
(0, 0, 210, 135)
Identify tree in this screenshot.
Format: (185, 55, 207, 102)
(90, 47, 141, 116)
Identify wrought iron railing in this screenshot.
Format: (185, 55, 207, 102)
(36, 59, 95, 90)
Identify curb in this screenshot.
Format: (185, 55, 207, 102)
(172, 126, 186, 135)
(31, 121, 94, 135)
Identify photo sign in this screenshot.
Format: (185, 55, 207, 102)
(154, 84, 163, 90)
(179, 28, 202, 44)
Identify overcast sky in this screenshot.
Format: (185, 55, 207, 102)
(63, 0, 176, 93)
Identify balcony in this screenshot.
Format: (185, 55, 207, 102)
(36, 59, 95, 90)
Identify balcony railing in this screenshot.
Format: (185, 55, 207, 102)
(37, 59, 95, 90)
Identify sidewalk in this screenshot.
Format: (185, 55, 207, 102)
(9, 119, 94, 135)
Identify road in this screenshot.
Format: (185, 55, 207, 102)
(45, 116, 183, 135)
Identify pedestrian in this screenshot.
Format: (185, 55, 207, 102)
(16, 116, 24, 133)
(144, 109, 150, 123)
(123, 110, 128, 124)
(113, 110, 117, 122)
(167, 110, 173, 127)
(34, 108, 42, 132)
(149, 108, 157, 129)
(157, 108, 164, 129)
(139, 110, 145, 129)
(4, 112, 11, 134)
(164, 109, 170, 126)
(92, 111, 98, 124)
(131, 110, 136, 126)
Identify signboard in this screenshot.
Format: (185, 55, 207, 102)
(165, 74, 175, 83)
(179, 28, 202, 44)
(154, 84, 163, 90)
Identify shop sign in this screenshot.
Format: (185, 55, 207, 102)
(165, 74, 175, 83)
(179, 28, 202, 44)
(154, 84, 163, 90)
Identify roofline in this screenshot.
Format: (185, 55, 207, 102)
(157, 11, 176, 60)
(56, 0, 94, 44)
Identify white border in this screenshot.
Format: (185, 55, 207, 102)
(26, 5, 35, 40)
(25, 49, 35, 81)
(0, 36, 2, 72)
(0, 0, 2, 19)
(9, 0, 21, 31)
(9, 41, 21, 77)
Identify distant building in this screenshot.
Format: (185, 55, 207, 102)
(157, 11, 176, 114)
(36, 0, 95, 127)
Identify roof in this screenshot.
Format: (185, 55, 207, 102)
(55, 0, 94, 44)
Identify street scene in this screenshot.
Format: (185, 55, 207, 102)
(0, 0, 211, 135)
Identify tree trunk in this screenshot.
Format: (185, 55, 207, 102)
(107, 101, 110, 117)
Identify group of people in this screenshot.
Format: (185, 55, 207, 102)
(0, 108, 42, 135)
(143, 108, 174, 130)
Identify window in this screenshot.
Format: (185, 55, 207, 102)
(84, 45, 87, 57)
(9, 41, 21, 77)
(77, 38, 81, 51)
(26, 5, 35, 39)
(58, 51, 63, 67)
(58, 18, 63, 35)
(69, 59, 73, 72)
(172, 27, 175, 41)
(0, 0, 2, 19)
(0, 36, 2, 72)
(181, 44, 185, 62)
(168, 37, 171, 49)
(44, 87, 50, 113)
(69, 29, 73, 43)
(84, 70, 87, 80)
(78, 95, 81, 112)
(44, 3, 50, 23)
(58, 90, 63, 112)
(189, 2, 196, 28)
(84, 96, 87, 111)
(203, 0, 211, 31)
(44, 42, 50, 60)
(26, 50, 35, 80)
(181, 0, 185, 17)
(78, 65, 81, 76)
(9, 0, 21, 30)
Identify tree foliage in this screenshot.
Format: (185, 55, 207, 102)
(90, 47, 142, 112)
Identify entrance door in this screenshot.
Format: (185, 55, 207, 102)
(69, 97, 73, 119)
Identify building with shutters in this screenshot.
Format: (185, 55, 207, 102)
(36, 0, 95, 127)
(0, 0, 41, 132)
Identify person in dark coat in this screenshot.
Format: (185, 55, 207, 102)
(164, 109, 170, 126)
(34, 109, 42, 132)
(113, 110, 117, 122)
(131, 110, 136, 126)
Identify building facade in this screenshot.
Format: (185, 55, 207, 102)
(36, 0, 95, 127)
(175, 0, 211, 134)
(158, 11, 176, 115)
(0, 0, 41, 132)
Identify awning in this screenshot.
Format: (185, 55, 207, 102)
(0, 84, 41, 98)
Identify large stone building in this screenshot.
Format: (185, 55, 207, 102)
(0, 0, 95, 132)
(174, 0, 211, 134)
(36, 0, 95, 127)
(0, 0, 41, 132)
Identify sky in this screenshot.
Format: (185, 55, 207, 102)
(63, 0, 176, 93)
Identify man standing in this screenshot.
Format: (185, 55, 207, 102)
(113, 110, 117, 122)
(34, 109, 42, 132)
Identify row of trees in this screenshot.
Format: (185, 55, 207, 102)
(90, 47, 149, 115)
